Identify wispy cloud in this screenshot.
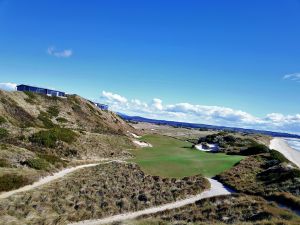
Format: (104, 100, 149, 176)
(100, 90, 300, 134)
(47, 46, 73, 58)
(0, 82, 17, 91)
(283, 73, 300, 82)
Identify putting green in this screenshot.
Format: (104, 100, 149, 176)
(130, 134, 244, 178)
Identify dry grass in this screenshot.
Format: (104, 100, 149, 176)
(0, 162, 209, 225)
(216, 153, 300, 212)
(131, 194, 300, 225)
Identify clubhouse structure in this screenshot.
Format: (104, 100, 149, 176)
(16, 84, 108, 110)
(17, 84, 66, 97)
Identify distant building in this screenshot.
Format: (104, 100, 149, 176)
(89, 100, 108, 110)
(17, 84, 65, 97)
(94, 102, 109, 111)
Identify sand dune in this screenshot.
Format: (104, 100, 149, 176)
(270, 138, 300, 168)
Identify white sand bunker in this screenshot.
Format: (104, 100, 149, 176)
(127, 131, 141, 139)
(133, 140, 152, 148)
(195, 143, 219, 152)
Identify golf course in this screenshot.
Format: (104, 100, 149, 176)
(131, 134, 244, 178)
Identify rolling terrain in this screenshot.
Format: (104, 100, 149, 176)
(0, 90, 136, 193)
(0, 90, 299, 225)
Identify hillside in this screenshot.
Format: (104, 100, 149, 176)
(0, 90, 137, 192)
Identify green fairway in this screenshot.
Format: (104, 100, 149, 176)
(130, 134, 244, 178)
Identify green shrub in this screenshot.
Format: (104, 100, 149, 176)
(38, 153, 65, 166)
(72, 104, 81, 112)
(240, 144, 270, 156)
(24, 91, 38, 104)
(86, 103, 96, 113)
(24, 97, 35, 104)
(0, 174, 31, 192)
(68, 95, 80, 105)
(270, 150, 289, 163)
(24, 91, 37, 100)
(0, 158, 10, 167)
(38, 112, 56, 128)
(0, 116, 6, 124)
(56, 117, 68, 123)
(29, 128, 77, 148)
(47, 106, 59, 117)
(258, 167, 300, 183)
(0, 128, 9, 140)
(24, 158, 50, 170)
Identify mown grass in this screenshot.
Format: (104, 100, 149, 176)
(130, 134, 244, 178)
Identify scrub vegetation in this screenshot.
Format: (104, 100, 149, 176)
(130, 194, 300, 225)
(0, 162, 208, 224)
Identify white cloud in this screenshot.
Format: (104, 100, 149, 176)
(151, 98, 163, 110)
(100, 90, 300, 134)
(283, 73, 300, 82)
(101, 91, 128, 104)
(47, 46, 73, 58)
(0, 82, 17, 91)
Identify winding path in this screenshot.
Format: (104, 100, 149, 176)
(69, 178, 233, 225)
(0, 160, 123, 199)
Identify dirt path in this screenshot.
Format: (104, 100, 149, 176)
(69, 178, 233, 225)
(0, 160, 123, 199)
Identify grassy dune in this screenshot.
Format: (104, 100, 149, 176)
(130, 135, 244, 178)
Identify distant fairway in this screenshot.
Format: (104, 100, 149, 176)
(130, 135, 244, 178)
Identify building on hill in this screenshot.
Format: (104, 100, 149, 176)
(17, 84, 65, 97)
(89, 101, 109, 110)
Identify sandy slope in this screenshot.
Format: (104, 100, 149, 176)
(133, 140, 152, 147)
(69, 178, 232, 225)
(0, 160, 122, 199)
(270, 138, 300, 168)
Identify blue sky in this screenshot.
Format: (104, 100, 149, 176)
(1, 0, 300, 133)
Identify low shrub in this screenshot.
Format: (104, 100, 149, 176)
(268, 192, 300, 211)
(24, 91, 37, 100)
(240, 144, 270, 156)
(24, 158, 50, 170)
(0, 174, 31, 192)
(269, 150, 289, 163)
(56, 117, 68, 123)
(0, 128, 9, 140)
(86, 103, 96, 113)
(24, 97, 35, 104)
(38, 112, 56, 128)
(0, 116, 6, 124)
(72, 104, 81, 112)
(0, 158, 10, 167)
(38, 153, 66, 166)
(258, 167, 300, 183)
(47, 106, 59, 117)
(29, 128, 77, 148)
